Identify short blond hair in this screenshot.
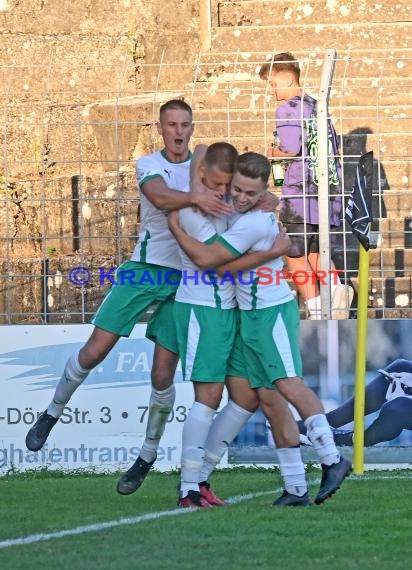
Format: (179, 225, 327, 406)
(259, 52, 300, 82)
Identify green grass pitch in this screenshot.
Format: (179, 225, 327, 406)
(1, 467, 411, 570)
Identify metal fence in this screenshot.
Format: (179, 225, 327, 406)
(1, 48, 411, 323)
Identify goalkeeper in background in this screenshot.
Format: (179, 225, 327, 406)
(320, 359, 412, 447)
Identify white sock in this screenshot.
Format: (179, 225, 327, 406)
(139, 385, 176, 463)
(47, 350, 90, 418)
(199, 400, 254, 483)
(180, 401, 216, 496)
(276, 447, 307, 496)
(304, 414, 340, 466)
(306, 295, 321, 320)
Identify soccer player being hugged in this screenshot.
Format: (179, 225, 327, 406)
(159, 142, 287, 507)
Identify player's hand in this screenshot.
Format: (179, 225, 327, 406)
(255, 191, 279, 212)
(271, 230, 292, 257)
(392, 372, 412, 388)
(189, 187, 232, 217)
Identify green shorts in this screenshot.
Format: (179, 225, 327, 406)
(174, 301, 236, 382)
(91, 260, 181, 337)
(146, 297, 179, 354)
(239, 299, 303, 389)
(226, 313, 248, 379)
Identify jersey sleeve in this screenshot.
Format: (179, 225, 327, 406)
(136, 155, 163, 186)
(215, 214, 266, 256)
(179, 208, 218, 243)
(276, 101, 303, 154)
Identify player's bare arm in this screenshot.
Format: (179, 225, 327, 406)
(253, 191, 279, 212)
(168, 210, 236, 269)
(215, 230, 291, 276)
(268, 147, 297, 159)
(142, 176, 231, 217)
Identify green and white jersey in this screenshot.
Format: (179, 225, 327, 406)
(175, 208, 236, 309)
(131, 150, 191, 270)
(217, 211, 294, 310)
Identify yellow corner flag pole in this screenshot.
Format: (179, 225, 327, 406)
(352, 227, 371, 475)
(346, 151, 374, 475)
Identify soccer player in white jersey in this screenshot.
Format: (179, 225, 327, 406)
(172, 142, 238, 507)
(25, 99, 231, 494)
(171, 143, 283, 507)
(169, 152, 352, 505)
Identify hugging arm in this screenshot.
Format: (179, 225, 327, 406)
(215, 231, 291, 276)
(141, 159, 231, 217)
(168, 211, 236, 269)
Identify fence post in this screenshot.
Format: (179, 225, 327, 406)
(199, 0, 212, 52)
(317, 48, 336, 319)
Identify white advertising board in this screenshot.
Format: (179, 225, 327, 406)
(0, 324, 227, 474)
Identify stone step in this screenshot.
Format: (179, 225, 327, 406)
(339, 162, 410, 205)
(2, 177, 411, 262)
(0, 34, 138, 100)
(369, 248, 412, 272)
(378, 217, 412, 248)
(335, 109, 412, 135)
(350, 275, 412, 318)
(193, 49, 412, 81)
(193, 108, 412, 137)
(142, 47, 412, 92)
(6, 81, 405, 180)
(191, 132, 411, 158)
(295, 275, 412, 319)
(341, 216, 412, 251)
(212, 22, 412, 53)
(340, 158, 408, 187)
(3, 181, 410, 262)
(188, 82, 412, 112)
(217, 0, 412, 27)
(5, 93, 408, 182)
(371, 191, 412, 219)
(341, 247, 412, 273)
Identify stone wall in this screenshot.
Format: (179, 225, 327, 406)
(0, 0, 201, 179)
(1, 0, 411, 321)
(0, 0, 203, 322)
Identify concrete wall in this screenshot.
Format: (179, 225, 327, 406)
(0, 0, 201, 177)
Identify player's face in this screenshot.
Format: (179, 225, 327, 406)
(199, 164, 232, 197)
(230, 172, 267, 213)
(268, 72, 292, 102)
(157, 109, 194, 162)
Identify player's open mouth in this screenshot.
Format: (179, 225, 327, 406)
(174, 138, 183, 145)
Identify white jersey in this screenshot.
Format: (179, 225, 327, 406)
(131, 150, 191, 269)
(175, 208, 236, 309)
(218, 211, 294, 310)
